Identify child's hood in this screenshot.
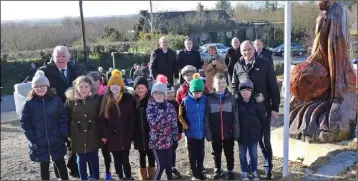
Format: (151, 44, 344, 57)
(65, 87, 97, 101)
(235, 91, 265, 103)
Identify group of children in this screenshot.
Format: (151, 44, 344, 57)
(20, 64, 267, 181)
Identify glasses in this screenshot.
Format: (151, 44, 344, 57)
(34, 85, 47, 90)
(183, 73, 194, 77)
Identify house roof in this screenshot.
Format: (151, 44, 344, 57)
(152, 10, 231, 21)
(351, 19, 357, 35)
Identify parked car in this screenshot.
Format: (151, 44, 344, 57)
(200, 43, 229, 55)
(273, 43, 307, 57)
(199, 49, 225, 61)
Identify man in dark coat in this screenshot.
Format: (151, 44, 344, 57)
(225, 37, 242, 81)
(38, 45, 81, 178)
(254, 39, 274, 67)
(177, 38, 202, 84)
(149, 36, 179, 85)
(231, 40, 280, 180)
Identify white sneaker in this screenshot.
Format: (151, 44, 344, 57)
(241, 172, 249, 180)
(252, 171, 260, 180)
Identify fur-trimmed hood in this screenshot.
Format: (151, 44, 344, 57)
(65, 86, 97, 101)
(235, 91, 265, 103)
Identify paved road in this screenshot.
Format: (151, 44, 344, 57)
(1, 94, 18, 123)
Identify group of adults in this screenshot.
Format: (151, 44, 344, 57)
(150, 36, 280, 178)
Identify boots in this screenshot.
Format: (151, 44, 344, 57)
(138, 168, 148, 180)
(147, 167, 155, 180)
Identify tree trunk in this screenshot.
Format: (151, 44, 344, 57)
(79, 0, 88, 70)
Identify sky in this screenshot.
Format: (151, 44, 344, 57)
(1, 1, 259, 21)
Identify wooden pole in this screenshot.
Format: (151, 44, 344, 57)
(79, 0, 88, 69)
(150, 0, 153, 33)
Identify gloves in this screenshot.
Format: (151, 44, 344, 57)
(178, 133, 182, 141)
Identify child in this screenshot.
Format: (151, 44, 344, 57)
(205, 73, 240, 180)
(236, 79, 266, 180)
(179, 73, 207, 180)
(20, 70, 69, 180)
(88, 71, 107, 96)
(64, 76, 103, 180)
(100, 69, 135, 180)
(147, 75, 178, 180)
(132, 76, 156, 180)
(166, 83, 183, 179)
(87, 71, 112, 180)
(203, 45, 227, 92)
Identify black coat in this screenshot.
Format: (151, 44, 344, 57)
(177, 49, 202, 84)
(133, 95, 150, 151)
(225, 47, 242, 77)
(237, 95, 266, 145)
(255, 48, 274, 68)
(168, 100, 183, 134)
(231, 56, 280, 114)
(149, 48, 179, 85)
(38, 61, 80, 103)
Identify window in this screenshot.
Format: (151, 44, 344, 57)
(215, 44, 227, 49)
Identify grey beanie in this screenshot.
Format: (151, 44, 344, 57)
(181, 65, 197, 75)
(151, 82, 167, 95)
(239, 78, 254, 90)
(32, 70, 50, 88)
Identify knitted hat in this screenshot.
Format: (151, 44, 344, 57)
(239, 78, 254, 90)
(181, 65, 197, 75)
(32, 70, 50, 88)
(107, 69, 125, 88)
(133, 76, 149, 89)
(151, 74, 168, 95)
(189, 73, 204, 93)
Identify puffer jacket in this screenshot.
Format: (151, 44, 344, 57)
(146, 98, 178, 150)
(237, 93, 266, 145)
(176, 82, 210, 105)
(205, 90, 240, 141)
(65, 87, 103, 153)
(179, 93, 206, 140)
(133, 94, 150, 151)
(100, 93, 135, 151)
(20, 94, 67, 162)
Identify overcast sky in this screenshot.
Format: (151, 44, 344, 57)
(1, 1, 264, 21)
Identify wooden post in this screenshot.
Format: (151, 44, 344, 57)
(111, 52, 117, 69)
(79, 0, 88, 70)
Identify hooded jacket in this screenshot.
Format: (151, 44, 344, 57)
(133, 94, 151, 151)
(205, 90, 240, 141)
(65, 87, 103, 153)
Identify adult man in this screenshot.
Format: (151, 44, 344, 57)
(22, 63, 37, 83)
(98, 66, 107, 84)
(177, 38, 202, 84)
(38, 45, 81, 178)
(231, 41, 280, 180)
(106, 67, 114, 82)
(253, 39, 274, 67)
(225, 37, 242, 80)
(149, 36, 179, 85)
(130, 63, 139, 79)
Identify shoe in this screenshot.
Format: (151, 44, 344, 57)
(87, 175, 93, 180)
(213, 168, 223, 179)
(147, 167, 155, 180)
(252, 171, 260, 180)
(122, 177, 134, 180)
(226, 172, 235, 180)
(104, 172, 112, 180)
(198, 173, 207, 180)
(138, 168, 147, 180)
(172, 168, 182, 179)
(264, 167, 273, 180)
(241, 172, 249, 180)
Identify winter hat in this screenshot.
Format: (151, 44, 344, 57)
(151, 74, 168, 95)
(189, 73, 204, 93)
(133, 76, 149, 89)
(107, 69, 125, 88)
(181, 65, 197, 75)
(239, 78, 254, 91)
(32, 70, 50, 88)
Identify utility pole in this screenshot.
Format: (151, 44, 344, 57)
(150, 0, 153, 33)
(79, 0, 89, 69)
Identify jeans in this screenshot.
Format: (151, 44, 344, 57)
(40, 157, 69, 180)
(153, 148, 173, 180)
(211, 139, 234, 171)
(239, 143, 258, 173)
(112, 150, 131, 179)
(187, 138, 205, 176)
(76, 151, 100, 180)
(139, 150, 155, 168)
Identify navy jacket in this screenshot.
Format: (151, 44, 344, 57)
(20, 94, 67, 162)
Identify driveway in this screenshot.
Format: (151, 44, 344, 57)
(1, 94, 18, 123)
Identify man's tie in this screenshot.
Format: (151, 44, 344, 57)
(61, 69, 67, 80)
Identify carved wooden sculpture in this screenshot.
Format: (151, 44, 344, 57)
(289, 0, 357, 142)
